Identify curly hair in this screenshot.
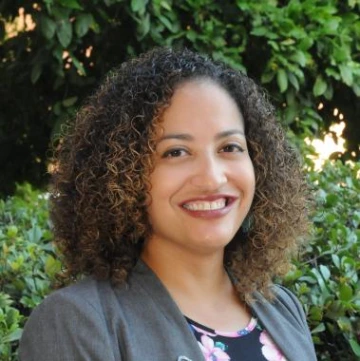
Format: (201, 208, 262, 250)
(51, 47, 309, 300)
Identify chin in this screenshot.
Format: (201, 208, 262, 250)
(195, 233, 234, 250)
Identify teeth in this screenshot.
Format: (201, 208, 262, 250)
(183, 198, 226, 211)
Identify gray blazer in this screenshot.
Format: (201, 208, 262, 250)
(19, 260, 317, 361)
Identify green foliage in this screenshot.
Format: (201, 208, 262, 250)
(0, 0, 359, 195)
(0, 293, 23, 361)
(0, 184, 57, 360)
(283, 159, 360, 360)
(0, 1, 359, 359)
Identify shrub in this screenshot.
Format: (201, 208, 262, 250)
(0, 293, 23, 361)
(283, 159, 360, 360)
(0, 184, 58, 361)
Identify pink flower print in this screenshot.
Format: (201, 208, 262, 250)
(198, 335, 230, 361)
(259, 330, 287, 361)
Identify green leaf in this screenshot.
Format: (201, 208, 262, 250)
(323, 83, 334, 100)
(53, 101, 62, 115)
(284, 268, 302, 282)
(281, 38, 295, 46)
(57, 20, 72, 47)
(319, 265, 331, 280)
(160, 1, 171, 11)
(337, 316, 352, 332)
(41, 16, 57, 40)
(52, 45, 63, 62)
(251, 26, 269, 37)
(353, 83, 360, 97)
(2, 328, 22, 343)
(159, 15, 177, 33)
(70, 53, 86, 76)
(339, 284, 353, 302)
(298, 37, 313, 51)
(26, 224, 43, 243)
(283, 104, 298, 124)
(268, 40, 279, 51)
(131, 0, 149, 14)
(62, 96, 78, 107)
(313, 76, 327, 96)
(288, 73, 300, 91)
(6, 225, 18, 238)
(349, 339, 360, 357)
(325, 67, 340, 80)
(45, 255, 62, 277)
(347, 0, 359, 8)
(324, 17, 341, 33)
(309, 306, 323, 321)
(339, 64, 353, 86)
(58, 0, 83, 10)
(311, 323, 325, 333)
(333, 44, 351, 63)
(277, 69, 288, 93)
(31, 63, 42, 84)
(290, 51, 306, 67)
(261, 72, 275, 84)
(332, 254, 340, 268)
(75, 13, 94, 37)
(325, 193, 338, 207)
(288, 27, 306, 39)
(52, 6, 72, 20)
(311, 268, 330, 297)
(103, 0, 120, 5)
(136, 13, 150, 39)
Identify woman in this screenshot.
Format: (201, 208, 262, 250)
(19, 48, 316, 361)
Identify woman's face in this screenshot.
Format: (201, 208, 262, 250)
(146, 80, 255, 257)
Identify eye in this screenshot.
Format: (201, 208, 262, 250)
(220, 143, 245, 153)
(162, 148, 188, 158)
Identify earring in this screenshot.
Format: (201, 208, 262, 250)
(241, 214, 253, 233)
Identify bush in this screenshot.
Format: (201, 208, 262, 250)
(283, 159, 360, 360)
(0, 160, 359, 361)
(0, 293, 23, 361)
(0, 184, 58, 361)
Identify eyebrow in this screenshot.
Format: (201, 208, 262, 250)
(157, 129, 245, 143)
(215, 129, 245, 140)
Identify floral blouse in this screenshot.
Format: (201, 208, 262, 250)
(186, 316, 287, 361)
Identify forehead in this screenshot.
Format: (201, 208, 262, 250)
(157, 79, 245, 135)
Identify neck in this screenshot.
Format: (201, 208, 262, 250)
(141, 239, 231, 300)
(141, 238, 250, 331)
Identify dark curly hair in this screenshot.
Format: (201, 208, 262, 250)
(51, 47, 309, 300)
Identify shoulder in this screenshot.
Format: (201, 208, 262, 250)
(271, 284, 308, 325)
(30, 277, 113, 317)
(251, 284, 309, 331)
(251, 285, 317, 360)
(19, 277, 121, 361)
(22, 275, 126, 329)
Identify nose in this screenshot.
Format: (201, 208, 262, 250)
(190, 153, 227, 190)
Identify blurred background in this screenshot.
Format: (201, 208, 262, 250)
(0, 1, 359, 360)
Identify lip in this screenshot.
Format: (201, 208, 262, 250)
(179, 194, 238, 219)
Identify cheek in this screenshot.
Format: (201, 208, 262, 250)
(249, 167, 256, 191)
(150, 165, 190, 197)
(233, 161, 255, 187)
(147, 170, 176, 212)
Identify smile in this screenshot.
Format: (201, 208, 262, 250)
(180, 196, 237, 219)
(183, 198, 227, 211)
